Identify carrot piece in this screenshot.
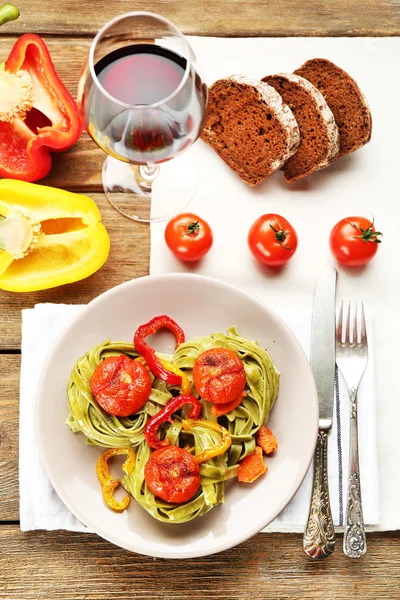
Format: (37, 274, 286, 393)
(211, 392, 245, 417)
(237, 446, 267, 483)
(256, 425, 278, 455)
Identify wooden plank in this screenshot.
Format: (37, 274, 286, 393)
(1, 0, 399, 37)
(0, 193, 150, 351)
(0, 525, 399, 599)
(40, 133, 104, 192)
(0, 356, 19, 521)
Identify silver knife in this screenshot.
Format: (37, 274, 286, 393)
(303, 266, 337, 559)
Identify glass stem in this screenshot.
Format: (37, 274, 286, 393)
(137, 164, 160, 192)
(140, 164, 159, 182)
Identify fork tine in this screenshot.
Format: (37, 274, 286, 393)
(336, 301, 343, 342)
(345, 301, 352, 344)
(360, 301, 367, 344)
(354, 301, 359, 344)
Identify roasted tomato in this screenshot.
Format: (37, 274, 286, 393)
(144, 446, 201, 503)
(90, 355, 152, 417)
(193, 347, 246, 404)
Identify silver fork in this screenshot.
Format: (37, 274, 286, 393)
(336, 301, 368, 558)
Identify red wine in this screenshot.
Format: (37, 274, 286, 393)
(95, 44, 186, 106)
(87, 44, 206, 164)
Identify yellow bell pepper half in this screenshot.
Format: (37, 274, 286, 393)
(0, 179, 110, 292)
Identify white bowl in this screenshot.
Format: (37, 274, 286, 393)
(36, 273, 318, 558)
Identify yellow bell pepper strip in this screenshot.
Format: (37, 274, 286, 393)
(0, 179, 110, 292)
(96, 447, 136, 512)
(158, 358, 192, 394)
(181, 418, 232, 464)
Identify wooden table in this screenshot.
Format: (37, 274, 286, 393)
(1, 2, 399, 598)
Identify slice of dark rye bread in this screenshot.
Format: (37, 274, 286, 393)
(200, 75, 300, 186)
(294, 58, 372, 157)
(262, 73, 340, 182)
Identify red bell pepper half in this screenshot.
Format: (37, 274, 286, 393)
(0, 34, 82, 181)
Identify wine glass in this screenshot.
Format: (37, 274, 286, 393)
(78, 12, 208, 222)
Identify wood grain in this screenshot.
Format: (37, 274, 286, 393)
(0, 193, 150, 351)
(0, 356, 19, 521)
(40, 133, 104, 192)
(2, 0, 399, 37)
(0, 525, 399, 599)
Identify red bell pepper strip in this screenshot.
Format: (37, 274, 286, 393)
(133, 315, 185, 386)
(0, 34, 82, 181)
(144, 394, 202, 450)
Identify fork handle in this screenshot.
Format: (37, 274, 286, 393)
(303, 430, 336, 559)
(343, 387, 367, 558)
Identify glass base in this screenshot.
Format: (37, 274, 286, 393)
(102, 153, 197, 223)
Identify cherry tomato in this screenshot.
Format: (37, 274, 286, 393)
(165, 213, 213, 262)
(193, 348, 246, 405)
(90, 355, 152, 417)
(144, 446, 201, 503)
(248, 214, 298, 267)
(329, 216, 382, 266)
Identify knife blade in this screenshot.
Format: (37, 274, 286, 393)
(310, 266, 337, 431)
(303, 266, 337, 559)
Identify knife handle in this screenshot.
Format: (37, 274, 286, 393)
(303, 430, 336, 559)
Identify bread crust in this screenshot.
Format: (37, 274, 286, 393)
(263, 73, 339, 181)
(294, 58, 372, 156)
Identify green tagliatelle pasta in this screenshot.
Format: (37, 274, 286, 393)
(67, 327, 280, 523)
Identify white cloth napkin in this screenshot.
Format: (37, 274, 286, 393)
(20, 303, 379, 533)
(20, 304, 88, 532)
